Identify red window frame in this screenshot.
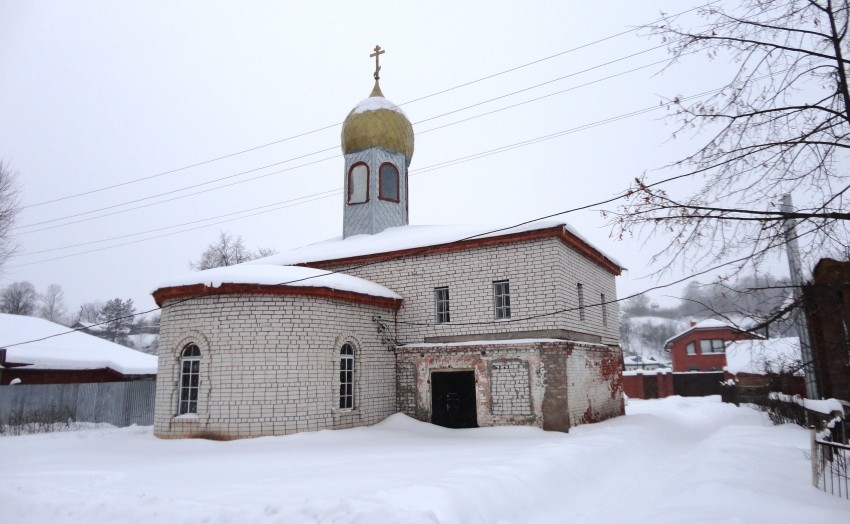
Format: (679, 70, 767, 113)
(378, 162, 400, 202)
(348, 162, 370, 204)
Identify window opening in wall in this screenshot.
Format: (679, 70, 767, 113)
(700, 339, 725, 354)
(686, 342, 696, 355)
(339, 343, 355, 409)
(435, 287, 450, 323)
(348, 163, 369, 204)
(379, 163, 399, 202)
(493, 280, 511, 320)
(577, 283, 585, 321)
(179, 344, 201, 415)
(601, 293, 608, 327)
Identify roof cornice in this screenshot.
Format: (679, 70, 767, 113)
(302, 225, 623, 276)
(153, 282, 403, 310)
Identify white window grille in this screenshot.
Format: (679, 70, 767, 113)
(493, 280, 511, 320)
(339, 343, 355, 409)
(178, 344, 201, 415)
(435, 287, 450, 323)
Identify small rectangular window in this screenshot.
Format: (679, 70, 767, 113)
(493, 280, 511, 320)
(435, 287, 450, 323)
(577, 283, 585, 321)
(686, 342, 696, 355)
(601, 293, 608, 327)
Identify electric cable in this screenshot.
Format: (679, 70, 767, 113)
(16, 2, 714, 212)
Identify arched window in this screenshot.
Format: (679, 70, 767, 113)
(379, 163, 399, 202)
(339, 343, 354, 409)
(348, 163, 369, 204)
(179, 344, 201, 415)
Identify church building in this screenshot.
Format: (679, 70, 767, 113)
(152, 48, 625, 439)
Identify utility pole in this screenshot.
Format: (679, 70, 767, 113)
(781, 194, 819, 399)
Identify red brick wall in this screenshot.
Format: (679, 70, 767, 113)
(622, 371, 673, 399)
(671, 328, 757, 372)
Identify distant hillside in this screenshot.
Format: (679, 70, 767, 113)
(619, 273, 796, 360)
(620, 315, 687, 361)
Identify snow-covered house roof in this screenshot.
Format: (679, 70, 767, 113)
(0, 313, 157, 375)
(250, 221, 623, 274)
(725, 337, 802, 375)
(663, 319, 755, 349)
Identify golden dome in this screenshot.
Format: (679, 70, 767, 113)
(341, 81, 414, 161)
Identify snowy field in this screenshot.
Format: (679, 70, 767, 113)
(1, 396, 846, 523)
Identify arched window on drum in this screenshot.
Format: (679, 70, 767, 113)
(178, 344, 201, 415)
(378, 163, 399, 202)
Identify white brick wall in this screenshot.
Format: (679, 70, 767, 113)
(154, 294, 396, 439)
(325, 235, 620, 346)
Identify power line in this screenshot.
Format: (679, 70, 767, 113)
(14, 46, 672, 234)
(0, 148, 753, 349)
(8, 82, 725, 267)
(17, 2, 713, 212)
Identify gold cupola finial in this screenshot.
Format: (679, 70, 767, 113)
(341, 44, 414, 161)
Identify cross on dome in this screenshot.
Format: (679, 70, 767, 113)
(370, 45, 385, 81)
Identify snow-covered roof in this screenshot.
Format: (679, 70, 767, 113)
(725, 337, 802, 375)
(0, 314, 157, 375)
(250, 221, 623, 270)
(154, 264, 401, 300)
(663, 319, 744, 348)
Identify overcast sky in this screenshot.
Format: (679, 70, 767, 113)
(1, 1, 791, 319)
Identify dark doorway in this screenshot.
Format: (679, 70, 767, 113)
(431, 371, 478, 428)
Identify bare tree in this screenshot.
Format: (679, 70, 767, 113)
(613, 0, 850, 275)
(0, 281, 38, 315)
(189, 231, 277, 270)
(0, 161, 19, 271)
(76, 300, 104, 324)
(38, 284, 67, 324)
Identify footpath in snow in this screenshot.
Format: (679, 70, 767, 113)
(0, 396, 846, 523)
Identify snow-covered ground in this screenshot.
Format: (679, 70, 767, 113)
(0, 396, 845, 523)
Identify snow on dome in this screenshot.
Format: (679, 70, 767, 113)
(351, 96, 409, 118)
(341, 87, 414, 160)
(154, 264, 400, 300)
(250, 221, 623, 270)
(0, 313, 157, 375)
